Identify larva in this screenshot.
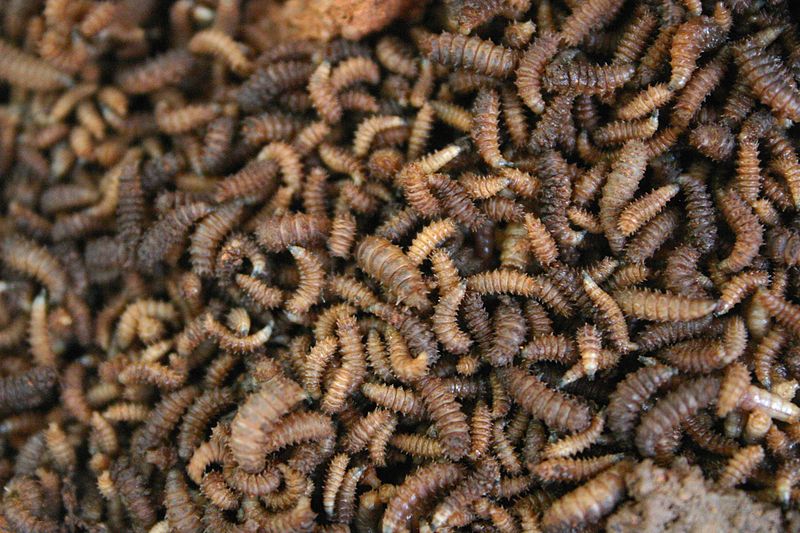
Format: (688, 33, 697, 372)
(613, 4, 657, 64)
(229, 376, 306, 473)
(614, 288, 716, 322)
(329, 56, 381, 92)
(671, 48, 730, 128)
(376, 36, 418, 78)
(667, 14, 728, 90)
(528, 94, 576, 153)
(486, 296, 526, 366)
(543, 60, 634, 96)
(432, 281, 472, 355)
(594, 113, 659, 146)
(542, 412, 606, 459)
(689, 123, 735, 161)
(1, 236, 67, 303)
(716, 270, 770, 314)
(607, 364, 678, 441)
(733, 27, 800, 123)
(523, 213, 558, 266)
(284, 246, 324, 317)
(420, 31, 518, 78)
(415, 376, 471, 460)
(471, 88, 510, 167)
(599, 140, 648, 254)
(716, 188, 763, 273)
(540, 460, 633, 533)
(177, 387, 234, 460)
(718, 445, 765, 489)
(503, 366, 592, 433)
(237, 60, 315, 113)
(515, 31, 560, 114)
(520, 334, 577, 364)
(559, 0, 626, 47)
(617, 183, 680, 237)
(352, 116, 407, 158)
(635, 376, 720, 457)
(582, 273, 636, 353)
(538, 150, 584, 249)
(356, 236, 430, 312)
(534, 453, 626, 483)
(328, 275, 379, 310)
(500, 85, 529, 148)
(575, 324, 603, 379)
(718, 360, 800, 422)
(406, 218, 458, 266)
(188, 29, 253, 76)
(382, 463, 465, 532)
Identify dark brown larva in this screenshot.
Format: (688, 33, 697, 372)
(420, 32, 518, 78)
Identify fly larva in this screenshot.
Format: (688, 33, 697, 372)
(188, 29, 253, 76)
(390, 433, 445, 459)
(427, 173, 489, 230)
(501, 84, 528, 149)
(717, 360, 800, 423)
(520, 334, 577, 364)
(329, 56, 381, 92)
(176, 387, 234, 460)
(189, 203, 243, 278)
(599, 140, 648, 254)
(576, 324, 602, 379)
(324, 454, 350, 519)
(241, 112, 304, 147)
(237, 60, 315, 113)
(528, 94, 576, 153)
(559, 0, 626, 46)
(635, 376, 720, 457)
(616, 84, 673, 121)
(353, 116, 407, 158)
(253, 213, 329, 252)
(342, 409, 396, 454)
(1, 236, 67, 303)
(230, 376, 306, 473)
(718, 445, 765, 489)
(667, 13, 728, 90)
(0, 38, 71, 90)
(543, 412, 605, 459)
(613, 4, 657, 64)
(735, 134, 762, 206)
(135, 386, 198, 451)
(428, 99, 472, 132)
(607, 364, 678, 441)
(383, 462, 465, 532)
(541, 460, 633, 533)
(605, 263, 651, 292)
(155, 102, 220, 135)
(771, 155, 800, 209)
(534, 453, 626, 483)
(594, 113, 659, 146)
(716, 270, 770, 314)
(543, 60, 634, 95)
(613, 287, 716, 322)
(671, 49, 730, 128)
(111, 459, 159, 530)
(380, 324, 428, 383)
(716, 188, 763, 273)
(415, 375, 471, 460)
(136, 202, 212, 272)
(523, 213, 559, 266)
(753, 326, 786, 390)
(538, 150, 584, 249)
(432, 281, 472, 355)
(406, 218, 458, 266)
(624, 208, 680, 264)
(472, 88, 511, 167)
(361, 382, 425, 418)
(733, 27, 800, 123)
(663, 245, 711, 299)
(307, 62, 342, 125)
(502, 366, 592, 433)
(356, 236, 430, 312)
(688, 123, 735, 161)
(420, 31, 518, 78)
(328, 275, 380, 310)
(165, 469, 203, 533)
(684, 413, 739, 456)
(259, 410, 335, 454)
(485, 296, 526, 366)
(515, 31, 560, 114)
(582, 273, 636, 353)
(407, 103, 434, 161)
(460, 173, 510, 200)
(678, 172, 717, 255)
(284, 246, 324, 317)
(617, 183, 680, 237)
(376, 36, 418, 78)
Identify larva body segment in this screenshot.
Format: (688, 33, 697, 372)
(540, 460, 633, 533)
(607, 364, 678, 441)
(543, 61, 634, 96)
(635, 376, 720, 457)
(471, 88, 510, 168)
(356, 236, 430, 312)
(433, 281, 473, 355)
(542, 413, 605, 459)
(583, 273, 636, 352)
(415, 376, 471, 460)
(614, 288, 716, 322)
(502, 367, 592, 433)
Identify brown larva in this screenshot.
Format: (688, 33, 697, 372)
(635, 376, 720, 457)
(420, 31, 518, 78)
(689, 123, 736, 161)
(520, 334, 577, 364)
(177, 387, 235, 460)
(502, 366, 592, 433)
(718, 360, 800, 422)
(667, 14, 728, 91)
(485, 296, 526, 367)
(382, 462, 465, 532)
(607, 364, 678, 441)
(543, 60, 635, 96)
(617, 183, 680, 237)
(613, 287, 716, 322)
(514, 31, 560, 114)
(663, 245, 711, 299)
(342, 408, 396, 454)
(528, 94, 576, 153)
(237, 60, 315, 113)
(382, 323, 430, 383)
(733, 27, 800, 123)
(427, 173, 488, 230)
(716, 270, 770, 314)
(718, 445, 765, 489)
(229, 376, 306, 473)
(582, 273, 636, 353)
(471, 88, 511, 168)
(415, 375, 471, 460)
(535, 453, 626, 483)
(432, 281, 473, 355)
(671, 48, 730, 128)
(542, 412, 606, 459)
(540, 460, 633, 533)
(716, 188, 763, 273)
(356, 236, 430, 312)
(624, 208, 681, 263)
(575, 323, 603, 379)
(284, 246, 324, 317)
(188, 29, 253, 76)
(558, 0, 626, 47)
(613, 4, 657, 64)
(1, 236, 67, 303)
(376, 36, 418, 78)
(772, 155, 800, 209)
(523, 213, 559, 266)
(599, 140, 648, 253)
(683, 413, 739, 456)
(352, 116, 407, 158)
(594, 113, 659, 147)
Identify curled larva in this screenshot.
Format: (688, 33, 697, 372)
(229, 376, 306, 473)
(671, 49, 730, 128)
(543, 412, 605, 459)
(376, 36, 418, 78)
(689, 123, 736, 161)
(356, 236, 430, 312)
(329, 56, 380, 92)
(502, 366, 592, 433)
(237, 60, 315, 113)
(582, 273, 636, 352)
(716, 188, 763, 273)
(515, 31, 560, 114)
(523, 213, 558, 266)
(607, 364, 678, 441)
(429, 100, 472, 132)
(285, 246, 324, 316)
(472, 88, 511, 168)
(361, 382, 425, 418)
(308, 62, 342, 125)
(137, 202, 213, 272)
(717, 360, 800, 422)
(419, 31, 518, 78)
(614, 288, 716, 322)
(177, 387, 235, 460)
(1, 236, 67, 303)
(635, 376, 720, 457)
(716, 270, 770, 314)
(188, 29, 253, 76)
(617, 184, 680, 238)
(406, 218, 458, 266)
(616, 84, 673, 121)
(382, 463, 465, 532)
(540, 460, 633, 533)
(353, 116, 407, 158)
(189, 203, 243, 278)
(165, 469, 203, 533)
(433, 281, 473, 356)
